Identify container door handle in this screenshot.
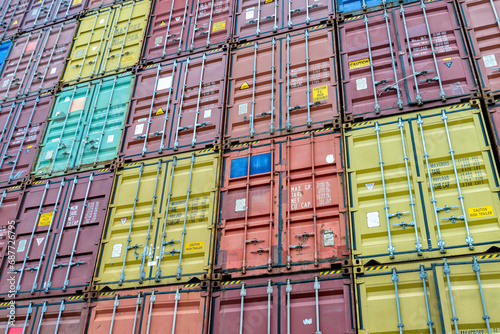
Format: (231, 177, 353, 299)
(443, 259, 460, 334)
(132, 292, 142, 334)
(286, 279, 292, 334)
(190, 0, 201, 51)
(162, 0, 177, 58)
(382, 10, 403, 109)
(363, 15, 381, 113)
(239, 283, 246, 334)
(170, 288, 181, 334)
(248, 42, 258, 138)
(400, 5, 423, 105)
(472, 257, 492, 333)
(205, 0, 215, 48)
(146, 289, 157, 334)
(191, 53, 207, 148)
(53, 299, 66, 334)
(109, 294, 120, 334)
(314, 276, 322, 334)
(158, 61, 177, 153)
(174, 0, 189, 54)
(419, 265, 434, 334)
(286, 35, 292, 130)
(391, 268, 404, 334)
(269, 37, 276, 134)
(173, 58, 191, 151)
(267, 280, 273, 334)
(20, 302, 33, 334)
(35, 301, 48, 334)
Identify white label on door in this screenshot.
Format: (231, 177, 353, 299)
(204, 109, 211, 118)
(365, 183, 375, 191)
(326, 154, 334, 163)
(323, 230, 334, 247)
(356, 77, 367, 90)
(235, 198, 246, 212)
(50, 67, 57, 74)
(175, 17, 181, 21)
(155, 36, 163, 45)
(147, 260, 157, 267)
(135, 123, 144, 135)
(450, 82, 464, 95)
(157, 76, 172, 91)
(303, 319, 313, 325)
(107, 134, 114, 143)
(99, 18, 105, 24)
(64, 96, 70, 102)
(111, 243, 123, 258)
(45, 150, 54, 160)
(246, 8, 255, 20)
(31, 9, 38, 16)
(92, 46, 97, 52)
(36, 237, 44, 246)
(238, 103, 247, 115)
(367, 211, 380, 228)
(483, 54, 498, 68)
(2, 79, 9, 88)
(17, 239, 27, 253)
(76, 49, 83, 58)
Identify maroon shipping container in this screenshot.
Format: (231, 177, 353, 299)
(86, 285, 209, 334)
(142, 0, 233, 62)
(216, 130, 348, 279)
(85, 0, 138, 10)
(0, 296, 89, 333)
(225, 24, 339, 145)
(20, 0, 85, 31)
(0, 20, 76, 102)
(211, 272, 355, 334)
(339, 0, 478, 122)
(0, 186, 23, 269)
(0, 169, 114, 300)
(120, 48, 226, 162)
(0, 0, 29, 40)
(457, 0, 500, 99)
(0, 94, 53, 188)
(232, 0, 335, 43)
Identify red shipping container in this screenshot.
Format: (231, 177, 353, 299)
(0, 0, 29, 40)
(0, 169, 114, 299)
(0, 186, 23, 268)
(0, 94, 53, 188)
(339, 0, 478, 122)
(232, 0, 335, 43)
(211, 271, 355, 334)
(216, 130, 348, 279)
(86, 285, 209, 333)
(0, 296, 89, 333)
(20, 0, 84, 31)
(142, 0, 233, 62)
(225, 24, 339, 146)
(457, 0, 500, 99)
(0, 20, 76, 101)
(120, 49, 226, 162)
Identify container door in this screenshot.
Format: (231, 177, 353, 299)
(0, 0, 28, 40)
(0, 187, 23, 268)
(30, 299, 88, 333)
(234, 0, 281, 41)
(0, 300, 35, 333)
(283, 0, 334, 30)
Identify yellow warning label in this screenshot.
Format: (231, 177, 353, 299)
(312, 85, 329, 102)
(240, 82, 250, 90)
(212, 20, 226, 32)
(72, 0, 82, 5)
(156, 108, 165, 115)
(349, 58, 370, 70)
(185, 242, 203, 252)
(468, 206, 494, 219)
(443, 57, 452, 61)
(160, 21, 165, 26)
(38, 212, 54, 226)
(265, 0, 274, 3)
(12, 20, 17, 25)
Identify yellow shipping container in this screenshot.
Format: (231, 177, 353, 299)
(344, 101, 500, 264)
(93, 149, 219, 290)
(62, 0, 150, 84)
(355, 254, 500, 334)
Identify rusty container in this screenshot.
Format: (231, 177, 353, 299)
(216, 129, 348, 279)
(142, 0, 233, 62)
(225, 24, 339, 146)
(0, 169, 114, 300)
(211, 271, 355, 334)
(120, 48, 226, 162)
(339, 0, 479, 122)
(0, 296, 89, 333)
(20, 0, 85, 31)
(85, 285, 209, 333)
(0, 94, 53, 188)
(457, 0, 500, 100)
(0, 186, 23, 269)
(232, 0, 334, 43)
(0, 20, 77, 101)
(0, 0, 29, 41)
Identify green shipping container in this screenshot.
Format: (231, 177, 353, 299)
(345, 101, 500, 264)
(34, 74, 133, 178)
(62, 0, 150, 84)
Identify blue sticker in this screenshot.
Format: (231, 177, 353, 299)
(444, 62, 452, 68)
(230, 153, 272, 178)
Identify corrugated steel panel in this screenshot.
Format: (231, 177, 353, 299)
(0, 41, 11, 76)
(86, 285, 209, 333)
(0, 0, 29, 40)
(225, 25, 339, 145)
(94, 150, 219, 290)
(0, 169, 114, 299)
(345, 101, 500, 264)
(339, 0, 478, 122)
(20, 0, 85, 31)
(457, 0, 500, 98)
(0, 21, 77, 101)
(232, 0, 334, 43)
(0, 296, 89, 333)
(211, 272, 355, 334)
(34, 74, 132, 178)
(120, 49, 226, 162)
(142, 0, 233, 62)
(337, 0, 418, 18)
(62, 0, 150, 85)
(0, 186, 23, 268)
(217, 130, 348, 278)
(355, 254, 500, 334)
(0, 94, 53, 188)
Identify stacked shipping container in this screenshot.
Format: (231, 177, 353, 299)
(0, 0, 499, 332)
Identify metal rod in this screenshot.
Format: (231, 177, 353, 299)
(239, 283, 246, 334)
(472, 257, 491, 334)
(205, 0, 215, 47)
(288, 0, 293, 28)
(91, 9, 112, 77)
(400, 5, 422, 105)
(269, 38, 276, 134)
(35, 301, 47, 334)
(310, 134, 318, 265)
(191, 53, 207, 147)
(53, 299, 65, 334)
(21, 302, 33, 334)
(364, 15, 381, 113)
(36, 24, 64, 92)
(146, 289, 156, 334)
(162, 0, 176, 58)
(391, 268, 404, 334)
(383, 10, 403, 109)
(256, 0, 261, 36)
(101, 4, 124, 75)
(159, 61, 177, 153)
(114, 1, 136, 71)
(0, 102, 20, 172)
(173, 58, 191, 150)
(443, 259, 460, 334)
(171, 287, 180, 334)
(0, 102, 16, 143)
(305, 30, 312, 127)
(190, 0, 200, 51)
(314, 276, 322, 334)
(286, 278, 292, 334)
(286, 34, 291, 130)
(420, 265, 434, 334)
(77, 80, 103, 168)
(177, 0, 189, 54)
(267, 280, 272, 334)
(242, 144, 252, 274)
(109, 294, 119, 334)
(132, 292, 141, 334)
(1, 0, 21, 40)
(286, 138, 292, 269)
(142, 63, 161, 155)
(489, 0, 500, 31)
(249, 42, 258, 137)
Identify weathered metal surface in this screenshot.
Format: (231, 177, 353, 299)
(217, 129, 348, 278)
(0, 186, 23, 268)
(0, 0, 29, 40)
(120, 49, 226, 162)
